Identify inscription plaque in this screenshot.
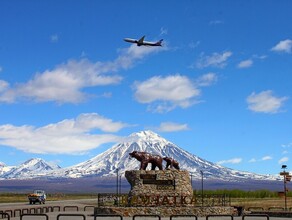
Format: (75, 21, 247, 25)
(140, 174, 157, 180)
(139, 172, 175, 190)
(143, 179, 174, 185)
(157, 180, 173, 185)
(157, 185, 175, 190)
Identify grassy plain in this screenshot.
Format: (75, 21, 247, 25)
(231, 197, 292, 210)
(0, 191, 291, 210)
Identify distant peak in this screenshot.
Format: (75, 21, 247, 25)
(23, 158, 60, 169)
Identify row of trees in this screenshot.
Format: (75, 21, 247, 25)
(194, 189, 292, 198)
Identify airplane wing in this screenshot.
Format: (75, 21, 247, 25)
(138, 36, 145, 44)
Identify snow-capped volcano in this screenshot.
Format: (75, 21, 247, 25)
(49, 130, 277, 181)
(0, 131, 278, 181)
(1, 158, 61, 179)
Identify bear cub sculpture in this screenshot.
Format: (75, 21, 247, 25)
(163, 156, 180, 170)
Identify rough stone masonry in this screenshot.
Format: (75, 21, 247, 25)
(125, 169, 194, 206)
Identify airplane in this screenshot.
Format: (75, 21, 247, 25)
(124, 36, 163, 47)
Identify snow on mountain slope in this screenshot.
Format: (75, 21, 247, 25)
(49, 130, 277, 181)
(0, 158, 61, 179)
(0, 162, 14, 176)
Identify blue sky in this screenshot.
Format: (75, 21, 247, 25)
(0, 0, 292, 175)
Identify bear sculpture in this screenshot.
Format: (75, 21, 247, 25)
(163, 156, 180, 170)
(129, 151, 163, 170)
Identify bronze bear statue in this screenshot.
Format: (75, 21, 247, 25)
(163, 156, 180, 170)
(129, 151, 163, 170)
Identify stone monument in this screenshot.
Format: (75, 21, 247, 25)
(126, 151, 194, 207)
(125, 169, 193, 206)
(95, 151, 235, 216)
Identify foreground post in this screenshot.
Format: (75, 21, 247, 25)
(280, 165, 290, 211)
(200, 170, 204, 207)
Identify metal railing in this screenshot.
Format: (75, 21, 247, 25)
(97, 193, 230, 207)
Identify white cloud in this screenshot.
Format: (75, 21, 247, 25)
(262, 156, 272, 161)
(160, 27, 168, 36)
(0, 45, 163, 104)
(252, 54, 267, 60)
(133, 74, 200, 113)
(117, 44, 165, 69)
(237, 59, 253, 68)
(271, 39, 292, 53)
(196, 51, 232, 68)
(195, 73, 217, 87)
(247, 90, 288, 113)
(189, 41, 200, 49)
(209, 20, 224, 25)
(74, 113, 128, 132)
(0, 113, 129, 154)
(278, 157, 289, 164)
(249, 158, 257, 163)
(0, 59, 123, 103)
(248, 156, 272, 163)
(282, 143, 292, 148)
(80, 51, 87, 58)
(133, 73, 217, 113)
(217, 158, 242, 165)
(50, 34, 59, 43)
(0, 80, 9, 93)
(157, 122, 189, 132)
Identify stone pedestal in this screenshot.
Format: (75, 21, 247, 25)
(94, 206, 236, 217)
(125, 170, 193, 206)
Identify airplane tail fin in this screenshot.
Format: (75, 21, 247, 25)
(156, 39, 163, 46)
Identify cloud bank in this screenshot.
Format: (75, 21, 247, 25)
(0, 45, 163, 104)
(0, 113, 129, 154)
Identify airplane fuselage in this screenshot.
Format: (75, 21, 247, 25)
(124, 36, 163, 47)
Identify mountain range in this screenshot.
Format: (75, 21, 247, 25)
(0, 158, 60, 179)
(0, 130, 278, 182)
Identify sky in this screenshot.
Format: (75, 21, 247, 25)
(0, 0, 292, 175)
